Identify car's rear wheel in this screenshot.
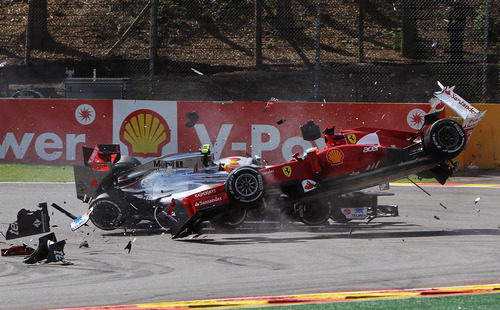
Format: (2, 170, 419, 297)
(225, 166, 265, 204)
(423, 119, 466, 160)
(294, 200, 331, 225)
(89, 196, 124, 230)
(211, 207, 248, 229)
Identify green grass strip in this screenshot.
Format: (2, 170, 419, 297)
(0, 164, 74, 182)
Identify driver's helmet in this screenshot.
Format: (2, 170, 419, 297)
(221, 158, 241, 172)
(323, 125, 336, 145)
(303, 147, 319, 158)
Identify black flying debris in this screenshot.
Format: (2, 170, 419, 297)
(124, 241, 132, 254)
(185, 112, 199, 128)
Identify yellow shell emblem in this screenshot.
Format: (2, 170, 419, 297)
(282, 166, 292, 177)
(327, 149, 344, 165)
(120, 109, 170, 156)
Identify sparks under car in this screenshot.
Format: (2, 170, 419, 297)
(73, 83, 485, 237)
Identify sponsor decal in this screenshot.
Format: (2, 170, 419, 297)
(194, 196, 222, 207)
(52, 250, 65, 261)
(153, 160, 184, 168)
(347, 134, 357, 144)
(32, 219, 41, 228)
(119, 109, 170, 157)
(363, 146, 379, 153)
(261, 169, 274, 175)
(327, 148, 344, 165)
(71, 207, 93, 231)
(406, 108, 426, 130)
(301, 179, 317, 192)
(282, 166, 292, 177)
(194, 188, 217, 198)
(342, 207, 367, 219)
(8, 222, 19, 236)
(75, 104, 96, 125)
(444, 90, 477, 115)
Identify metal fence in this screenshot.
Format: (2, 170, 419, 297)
(0, 0, 497, 102)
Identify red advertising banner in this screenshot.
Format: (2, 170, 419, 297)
(1, 99, 430, 165)
(0, 99, 113, 164)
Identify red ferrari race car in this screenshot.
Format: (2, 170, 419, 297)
(166, 83, 486, 238)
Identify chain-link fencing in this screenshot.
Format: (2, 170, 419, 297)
(0, 0, 497, 102)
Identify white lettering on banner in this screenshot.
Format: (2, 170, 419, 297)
(282, 137, 325, 160)
(251, 125, 280, 159)
(0, 132, 86, 161)
(192, 123, 328, 162)
(282, 137, 312, 160)
(66, 134, 86, 160)
(35, 133, 63, 161)
(0, 132, 34, 159)
(194, 124, 232, 160)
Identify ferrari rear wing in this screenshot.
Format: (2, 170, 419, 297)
(430, 82, 486, 141)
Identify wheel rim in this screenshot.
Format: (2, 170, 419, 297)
(90, 200, 122, 230)
(234, 173, 259, 198)
(437, 126, 460, 149)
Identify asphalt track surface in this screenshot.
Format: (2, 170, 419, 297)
(0, 178, 500, 310)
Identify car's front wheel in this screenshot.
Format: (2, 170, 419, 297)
(89, 195, 124, 230)
(211, 207, 248, 229)
(225, 166, 265, 204)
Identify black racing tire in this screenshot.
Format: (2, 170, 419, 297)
(423, 119, 466, 160)
(211, 207, 248, 229)
(225, 166, 265, 204)
(89, 195, 124, 230)
(294, 201, 331, 226)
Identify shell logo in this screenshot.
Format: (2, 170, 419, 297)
(119, 109, 170, 157)
(327, 148, 344, 165)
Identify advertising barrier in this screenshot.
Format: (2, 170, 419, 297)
(0, 99, 112, 163)
(447, 104, 499, 170)
(2, 98, 489, 167)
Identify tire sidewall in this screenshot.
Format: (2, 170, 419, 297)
(424, 119, 466, 160)
(89, 194, 124, 230)
(225, 166, 265, 204)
